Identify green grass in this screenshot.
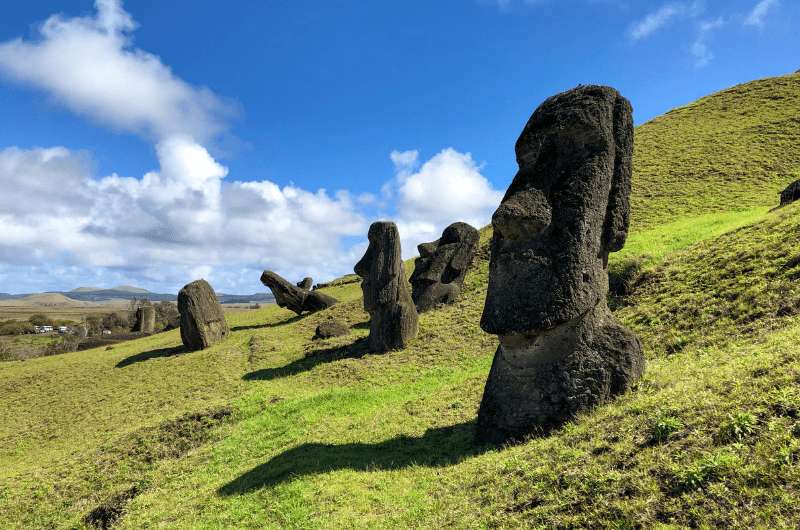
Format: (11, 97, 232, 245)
(3, 73, 800, 528)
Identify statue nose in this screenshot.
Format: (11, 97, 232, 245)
(492, 188, 552, 241)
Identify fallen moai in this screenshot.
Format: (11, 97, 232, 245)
(354, 221, 418, 352)
(296, 277, 313, 290)
(261, 270, 338, 315)
(476, 85, 645, 444)
(178, 279, 230, 351)
(410, 222, 479, 312)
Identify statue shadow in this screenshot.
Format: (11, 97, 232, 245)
(351, 320, 370, 330)
(242, 338, 370, 381)
(115, 346, 186, 368)
(218, 420, 483, 495)
(231, 314, 304, 332)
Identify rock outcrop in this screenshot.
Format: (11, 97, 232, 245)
(261, 271, 338, 315)
(410, 222, 479, 312)
(178, 279, 230, 351)
(133, 305, 156, 333)
(354, 221, 418, 352)
(780, 179, 800, 206)
(477, 85, 645, 444)
(296, 277, 313, 290)
(313, 321, 350, 340)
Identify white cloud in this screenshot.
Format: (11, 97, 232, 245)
(0, 0, 232, 142)
(744, 0, 779, 27)
(691, 17, 724, 67)
(629, 1, 704, 40)
(388, 148, 502, 256)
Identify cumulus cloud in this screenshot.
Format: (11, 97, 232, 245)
(744, 0, 779, 27)
(0, 0, 232, 142)
(629, 1, 704, 40)
(387, 148, 502, 256)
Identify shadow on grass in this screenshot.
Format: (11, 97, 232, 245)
(219, 420, 483, 494)
(242, 338, 370, 381)
(351, 320, 370, 330)
(116, 346, 186, 368)
(231, 314, 304, 332)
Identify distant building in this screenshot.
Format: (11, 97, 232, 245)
(101, 329, 112, 335)
(57, 326, 69, 334)
(35, 325, 54, 334)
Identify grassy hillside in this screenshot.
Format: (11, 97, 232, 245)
(2, 74, 800, 529)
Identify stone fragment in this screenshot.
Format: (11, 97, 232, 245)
(178, 279, 230, 351)
(261, 271, 338, 315)
(410, 222, 479, 312)
(354, 221, 418, 352)
(313, 321, 350, 340)
(477, 85, 645, 444)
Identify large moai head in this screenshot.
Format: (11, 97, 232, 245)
(410, 222, 480, 312)
(354, 221, 418, 351)
(354, 221, 408, 312)
(481, 85, 633, 336)
(178, 279, 229, 351)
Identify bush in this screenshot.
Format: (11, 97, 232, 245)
(28, 314, 53, 327)
(44, 335, 82, 357)
(154, 301, 179, 331)
(716, 411, 758, 443)
(0, 321, 35, 336)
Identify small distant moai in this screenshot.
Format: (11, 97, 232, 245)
(780, 179, 800, 206)
(410, 222, 480, 312)
(133, 304, 156, 333)
(477, 85, 645, 444)
(177, 279, 230, 351)
(354, 221, 418, 352)
(296, 277, 313, 290)
(261, 271, 338, 314)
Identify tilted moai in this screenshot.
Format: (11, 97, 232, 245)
(133, 304, 156, 333)
(476, 85, 645, 444)
(354, 221, 418, 352)
(296, 277, 313, 291)
(261, 271, 338, 314)
(178, 279, 230, 351)
(410, 222, 480, 312)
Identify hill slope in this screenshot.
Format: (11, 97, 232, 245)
(2, 74, 800, 529)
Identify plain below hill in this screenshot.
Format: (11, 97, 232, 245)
(1, 73, 800, 529)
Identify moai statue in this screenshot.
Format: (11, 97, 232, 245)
(410, 222, 480, 312)
(354, 221, 418, 352)
(133, 304, 156, 333)
(178, 279, 230, 351)
(477, 85, 645, 444)
(261, 271, 337, 314)
(780, 179, 800, 207)
(296, 277, 313, 290)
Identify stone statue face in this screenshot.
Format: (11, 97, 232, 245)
(410, 222, 479, 307)
(480, 86, 633, 336)
(354, 221, 402, 312)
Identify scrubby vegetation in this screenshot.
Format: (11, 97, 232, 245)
(1, 73, 800, 528)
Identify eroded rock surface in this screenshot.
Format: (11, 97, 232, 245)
(178, 279, 229, 351)
(261, 271, 337, 315)
(477, 85, 645, 444)
(354, 221, 418, 352)
(410, 222, 479, 312)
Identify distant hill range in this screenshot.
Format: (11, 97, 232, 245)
(0, 285, 274, 305)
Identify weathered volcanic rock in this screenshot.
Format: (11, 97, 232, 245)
(476, 85, 645, 444)
(410, 222, 479, 312)
(296, 277, 313, 290)
(133, 305, 156, 333)
(354, 221, 418, 352)
(313, 321, 350, 340)
(178, 279, 229, 351)
(780, 180, 800, 206)
(261, 271, 338, 315)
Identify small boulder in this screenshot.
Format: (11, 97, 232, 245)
(261, 270, 338, 314)
(178, 279, 230, 351)
(313, 321, 350, 340)
(780, 179, 800, 206)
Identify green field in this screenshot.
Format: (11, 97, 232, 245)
(2, 74, 800, 528)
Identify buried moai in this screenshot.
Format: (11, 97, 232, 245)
(354, 221, 418, 352)
(178, 279, 230, 351)
(133, 304, 156, 333)
(410, 222, 480, 312)
(261, 271, 338, 315)
(476, 85, 645, 444)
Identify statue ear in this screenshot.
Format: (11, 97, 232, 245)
(603, 95, 633, 253)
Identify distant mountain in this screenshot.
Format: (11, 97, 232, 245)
(0, 286, 274, 304)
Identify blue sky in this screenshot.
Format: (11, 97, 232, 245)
(0, 0, 797, 294)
